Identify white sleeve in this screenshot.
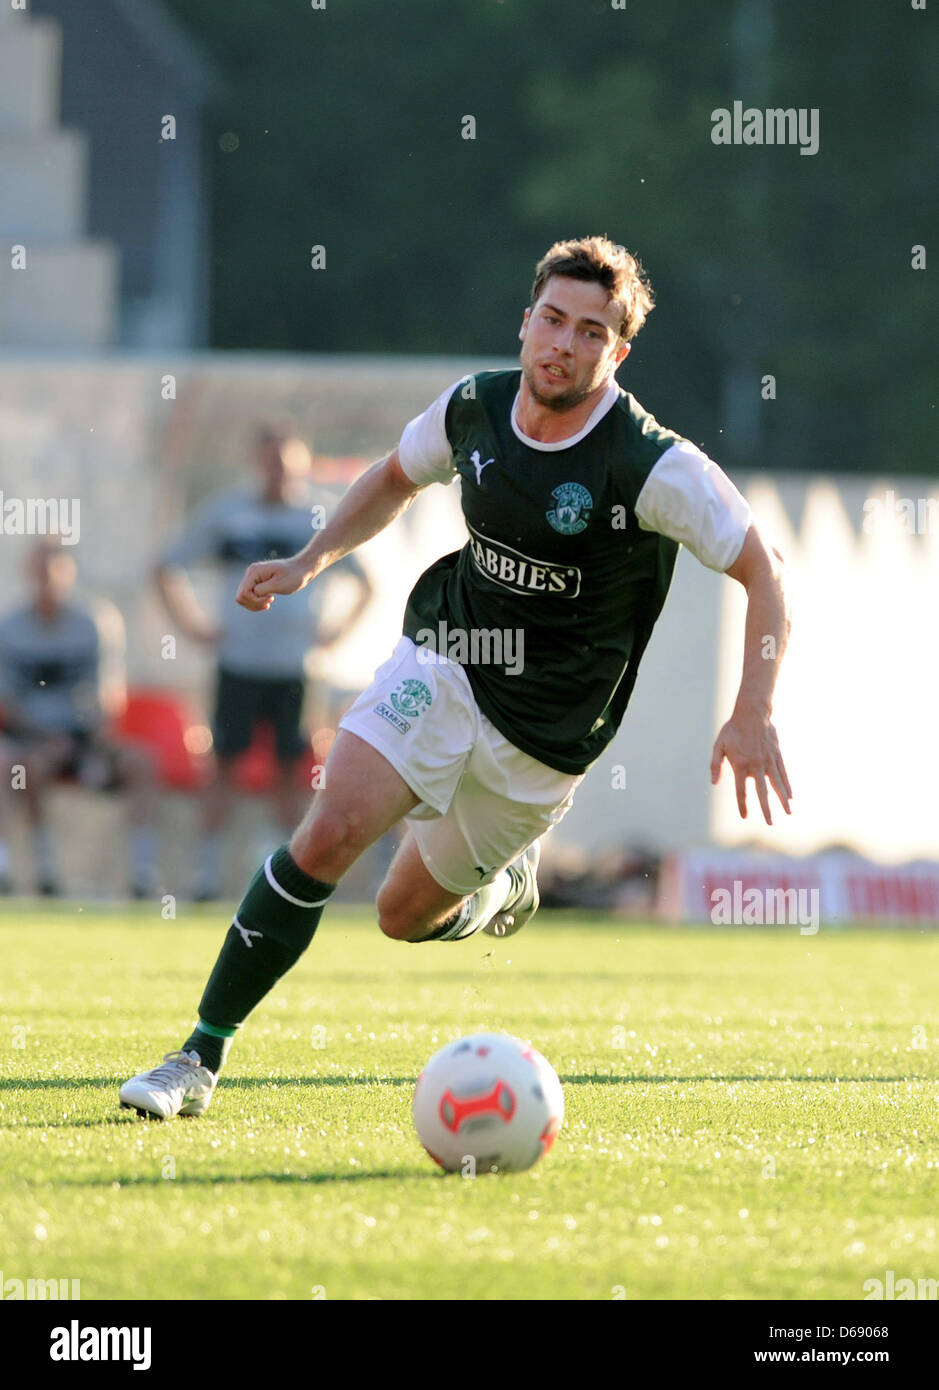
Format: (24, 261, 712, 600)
(397, 381, 462, 487)
(634, 440, 752, 572)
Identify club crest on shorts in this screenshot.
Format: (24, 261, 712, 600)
(546, 482, 592, 535)
(389, 678, 433, 718)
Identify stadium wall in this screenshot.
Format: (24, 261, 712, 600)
(0, 355, 935, 899)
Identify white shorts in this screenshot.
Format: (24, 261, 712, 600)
(338, 637, 582, 895)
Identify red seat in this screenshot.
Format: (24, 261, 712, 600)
(115, 689, 211, 790)
(232, 723, 277, 793)
(232, 723, 321, 794)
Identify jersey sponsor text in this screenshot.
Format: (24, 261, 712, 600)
(466, 524, 581, 598)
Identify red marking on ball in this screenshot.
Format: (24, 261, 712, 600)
(439, 1081, 516, 1132)
(539, 1116, 561, 1154)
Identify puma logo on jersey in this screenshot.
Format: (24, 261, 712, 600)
(469, 449, 495, 485)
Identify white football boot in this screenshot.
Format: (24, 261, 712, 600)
(119, 1050, 218, 1120)
(484, 840, 541, 938)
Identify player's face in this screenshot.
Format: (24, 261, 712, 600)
(519, 276, 631, 411)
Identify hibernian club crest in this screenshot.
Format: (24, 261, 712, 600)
(546, 482, 593, 535)
(389, 678, 433, 718)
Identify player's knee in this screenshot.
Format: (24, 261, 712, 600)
(375, 883, 428, 941)
(375, 885, 409, 940)
(376, 910, 414, 941)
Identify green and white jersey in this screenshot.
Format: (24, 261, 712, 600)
(397, 369, 751, 775)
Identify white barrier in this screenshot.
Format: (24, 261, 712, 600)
(658, 849, 939, 925)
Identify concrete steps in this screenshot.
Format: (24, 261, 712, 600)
(0, 9, 119, 348)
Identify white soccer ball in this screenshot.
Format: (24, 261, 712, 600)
(412, 1032, 564, 1174)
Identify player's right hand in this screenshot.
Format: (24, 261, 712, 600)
(236, 558, 308, 611)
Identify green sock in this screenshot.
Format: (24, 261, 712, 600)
(182, 1019, 237, 1075)
(183, 844, 335, 1072)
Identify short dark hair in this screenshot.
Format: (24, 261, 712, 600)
(530, 236, 655, 342)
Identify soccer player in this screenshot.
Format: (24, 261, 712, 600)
(0, 540, 158, 897)
(155, 428, 374, 899)
(121, 236, 791, 1119)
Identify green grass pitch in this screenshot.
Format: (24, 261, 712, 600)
(1, 905, 937, 1301)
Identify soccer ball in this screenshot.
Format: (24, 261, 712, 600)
(412, 1032, 564, 1174)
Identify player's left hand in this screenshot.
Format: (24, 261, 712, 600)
(710, 706, 792, 825)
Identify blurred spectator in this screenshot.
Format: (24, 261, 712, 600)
(539, 842, 660, 915)
(0, 540, 158, 897)
(155, 427, 373, 899)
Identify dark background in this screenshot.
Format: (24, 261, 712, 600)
(161, 0, 936, 476)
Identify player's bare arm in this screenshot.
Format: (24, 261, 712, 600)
(710, 524, 792, 826)
(236, 449, 420, 612)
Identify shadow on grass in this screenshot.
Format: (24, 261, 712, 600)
(561, 1074, 928, 1084)
(28, 1168, 423, 1187)
(0, 1072, 928, 1098)
(0, 1075, 417, 1091)
(0, 1077, 120, 1090)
